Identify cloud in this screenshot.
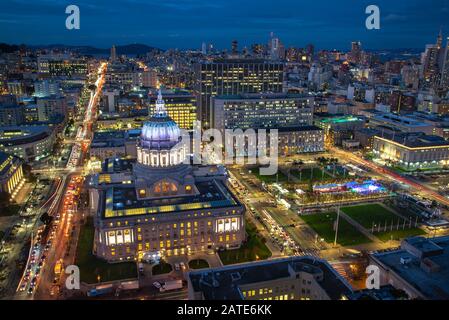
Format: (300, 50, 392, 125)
(384, 14, 408, 22)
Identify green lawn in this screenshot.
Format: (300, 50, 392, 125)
(219, 221, 272, 265)
(152, 262, 173, 275)
(342, 204, 426, 241)
(254, 170, 289, 184)
(291, 168, 333, 182)
(301, 212, 372, 246)
(188, 259, 210, 270)
(75, 218, 137, 284)
(0, 205, 21, 217)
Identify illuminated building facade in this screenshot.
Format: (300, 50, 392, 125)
(0, 126, 56, 162)
(0, 151, 24, 196)
(147, 90, 197, 130)
(373, 132, 449, 170)
(278, 126, 324, 155)
(193, 59, 284, 128)
(316, 115, 365, 147)
(212, 93, 313, 133)
(38, 54, 87, 77)
(90, 91, 245, 262)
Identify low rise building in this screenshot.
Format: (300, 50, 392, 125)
(90, 130, 139, 161)
(36, 95, 67, 122)
(0, 126, 56, 162)
(373, 132, 449, 171)
(363, 110, 434, 135)
(278, 126, 324, 154)
(188, 257, 353, 300)
(370, 236, 449, 300)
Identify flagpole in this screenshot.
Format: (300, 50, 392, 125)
(334, 207, 340, 247)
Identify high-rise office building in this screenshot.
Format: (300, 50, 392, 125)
(147, 89, 197, 130)
(231, 40, 238, 55)
(212, 93, 313, 132)
(269, 32, 285, 60)
(111, 45, 117, 62)
(193, 59, 284, 128)
(201, 42, 207, 55)
(440, 37, 449, 89)
(421, 32, 445, 87)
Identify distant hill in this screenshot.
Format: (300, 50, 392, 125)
(26, 43, 162, 55)
(0, 43, 23, 53)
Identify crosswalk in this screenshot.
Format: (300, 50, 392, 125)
(298, 248, 321, 259)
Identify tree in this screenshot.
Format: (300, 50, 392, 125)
(0, 191, 10, 208)
(22, 163, 37, 183)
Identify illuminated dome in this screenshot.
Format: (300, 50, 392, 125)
(137, 90, 187, 168)
(140, 90, 181, 149)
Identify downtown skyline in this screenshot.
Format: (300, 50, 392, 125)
(2, 0, 449, 306)
(0, 0, 449, 50)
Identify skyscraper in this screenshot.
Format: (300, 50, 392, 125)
(193, 59, 284, 128)
(440, 37, 449, 89)
(421, 32, 445, 88)
(231, 40, 238, 55)
(269, 32, 285, 60)
(201, 42, 207, 55)
(349, 41, 362, 64)
(110, 45, 117, 62)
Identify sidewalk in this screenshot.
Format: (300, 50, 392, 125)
(338, 211, 382, 243)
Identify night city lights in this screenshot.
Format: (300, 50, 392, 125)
(1, 0, 449, 315)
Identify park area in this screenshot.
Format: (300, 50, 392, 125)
(253, 170, 289, 184)
(75, 218, 137, 284)
(188, 259, 210, 270)
(342, 204, 426, 242)
(291, 168, 334, 183)
(219, 221, 272, 265)
(301, 212, 372, 246)
(152, 262, 173, 275)
(252, 166, 335, 184)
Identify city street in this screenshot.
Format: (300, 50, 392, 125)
(11, 62, 107, 300)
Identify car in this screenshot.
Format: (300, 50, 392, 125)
(27, 287, 34, 295)
(152, 281, 161, 289)
(19, 283, 26, 292)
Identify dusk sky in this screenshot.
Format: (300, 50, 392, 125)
(1, 0, 448, 50)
